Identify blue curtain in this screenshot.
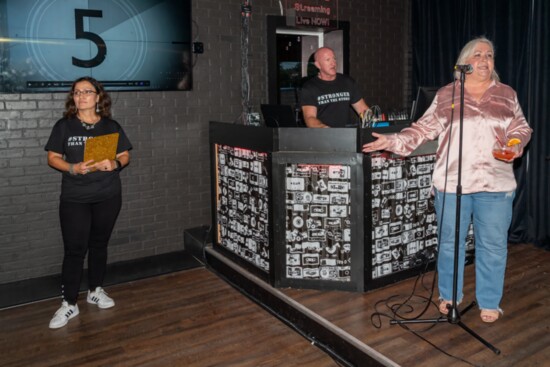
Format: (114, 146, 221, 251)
(412, 0, 550, 249)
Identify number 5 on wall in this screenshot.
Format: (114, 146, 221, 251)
(73, 9, 107, 68)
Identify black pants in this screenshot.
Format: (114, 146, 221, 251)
(59, 194, 122, 304)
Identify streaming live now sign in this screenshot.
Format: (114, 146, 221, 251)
(286, 0, 338, 29)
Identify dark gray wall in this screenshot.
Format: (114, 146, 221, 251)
(0, 0, 410, 284)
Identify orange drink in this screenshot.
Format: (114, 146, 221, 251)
(492, 140, 518, 161)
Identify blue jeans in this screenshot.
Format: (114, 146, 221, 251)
(434, 189, 514, 311)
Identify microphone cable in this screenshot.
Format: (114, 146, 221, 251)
(370, 82, 456, 327)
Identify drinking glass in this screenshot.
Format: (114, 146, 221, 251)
(492, 140, 517, 161)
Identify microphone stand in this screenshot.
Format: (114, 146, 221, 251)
(389, 70, 500, 355)
(293, 86, 301, 126)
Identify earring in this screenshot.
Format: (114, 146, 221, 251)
(96, 103, 100, 113)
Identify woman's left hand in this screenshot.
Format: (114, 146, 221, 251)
(91, 159, 116, 172)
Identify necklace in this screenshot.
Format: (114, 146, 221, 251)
(77, 114, 101, 130)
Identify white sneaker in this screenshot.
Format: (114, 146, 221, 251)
(87, 287, 115, 309)
(49, 301, 79, 329)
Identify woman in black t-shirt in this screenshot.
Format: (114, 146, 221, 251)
(45, 77, 132, 329)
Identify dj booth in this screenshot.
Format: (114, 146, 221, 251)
(209, 121, 439, 292)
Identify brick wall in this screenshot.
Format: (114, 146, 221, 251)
(0, 0, 410, 283)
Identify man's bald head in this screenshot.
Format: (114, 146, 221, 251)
(314, 47, 335, 62)
(314, 47, 337, 81)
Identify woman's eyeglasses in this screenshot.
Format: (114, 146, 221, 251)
(72, 90, 97, 97)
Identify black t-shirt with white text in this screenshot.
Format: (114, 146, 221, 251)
(45, 117, 133, 203)
(300, 73, 362, 127)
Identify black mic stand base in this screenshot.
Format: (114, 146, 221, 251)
(390, 300, 501, 355)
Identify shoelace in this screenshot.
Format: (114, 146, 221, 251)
(96, 289, 107, 298)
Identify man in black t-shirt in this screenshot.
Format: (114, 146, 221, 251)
(300, 47, 369, 128)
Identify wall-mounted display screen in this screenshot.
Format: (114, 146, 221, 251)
(0, 0, 192, 93)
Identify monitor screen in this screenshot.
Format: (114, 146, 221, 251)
(260, 104, 298, 128)
(0, 0, 192, 93)
(410, 86, 438, 122)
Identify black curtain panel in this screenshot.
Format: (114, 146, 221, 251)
(521, 0, 550, 249)
(411, 0, 550, 249)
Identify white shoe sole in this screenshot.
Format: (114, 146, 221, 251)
(87, 299, 115, 309)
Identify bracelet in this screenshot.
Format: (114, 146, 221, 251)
(69, 164, 76, 175)
(115, 159, 122, 171)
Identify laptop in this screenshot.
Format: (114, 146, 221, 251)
(260, 104, 298, 127)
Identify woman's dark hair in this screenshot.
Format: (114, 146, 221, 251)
(63, 76, 112, 119)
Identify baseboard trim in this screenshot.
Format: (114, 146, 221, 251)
(0, 250, 202, 309)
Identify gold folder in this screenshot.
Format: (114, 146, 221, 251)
(83, 133, 119, 166)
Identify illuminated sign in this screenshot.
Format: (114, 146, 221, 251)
(286, 0, 338, 28)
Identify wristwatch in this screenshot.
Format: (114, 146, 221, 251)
(114, 159, 122, 171)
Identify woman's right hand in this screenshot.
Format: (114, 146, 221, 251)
(72, 160, 95, 174)
(362, 132, 390, 153)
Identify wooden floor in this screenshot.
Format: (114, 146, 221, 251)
(283, 243, 550, 367)
(0, 268, 339, 367)
(1, 243, 548, 367)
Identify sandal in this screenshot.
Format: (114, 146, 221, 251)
(439, 300, 452, 315)
(480, 309, 500, 323)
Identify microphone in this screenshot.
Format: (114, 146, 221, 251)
(454, 64, 473, 74)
